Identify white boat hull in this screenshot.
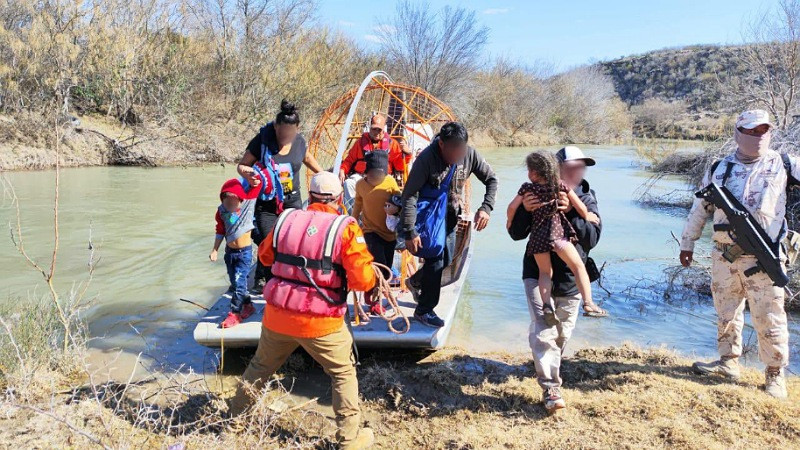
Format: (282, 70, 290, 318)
(193, 223, 474, 350)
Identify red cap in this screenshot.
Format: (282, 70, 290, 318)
(220, 178, 246, 202)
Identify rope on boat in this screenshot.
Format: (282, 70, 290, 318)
(353, 262, 410, 334)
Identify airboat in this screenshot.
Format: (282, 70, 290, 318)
(194, 71, 474, 349)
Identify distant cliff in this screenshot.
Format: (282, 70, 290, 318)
(600, 44, 749, 111)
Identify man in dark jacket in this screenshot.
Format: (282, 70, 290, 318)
(401, 122, 498, 328)
(507, 145, 604, 414)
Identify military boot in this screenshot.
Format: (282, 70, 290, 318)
(341, 428, 375, 450)
(692, 357, 741, 380)
(765, 367, 788, 399)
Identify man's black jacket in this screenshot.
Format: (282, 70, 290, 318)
(507, 179, 602, 297)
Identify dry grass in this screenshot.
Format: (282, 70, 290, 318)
(633, 138, 709, 174)
(3, 342, 799, 449)
(359, 345, 800, 449)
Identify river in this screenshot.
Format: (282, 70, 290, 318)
(2, 145, 799, 374)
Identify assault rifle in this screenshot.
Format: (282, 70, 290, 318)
(695, 183, 789, 287)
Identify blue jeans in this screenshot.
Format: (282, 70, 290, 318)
(225, 246, 253, 313)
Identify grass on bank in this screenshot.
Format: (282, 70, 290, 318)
(2, 294, 799, 449)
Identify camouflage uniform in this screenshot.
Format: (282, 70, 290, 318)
(681, 149, 797, 368)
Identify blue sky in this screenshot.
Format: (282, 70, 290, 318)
(317, 0, 779, 71)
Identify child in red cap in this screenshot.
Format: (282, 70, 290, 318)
(210, 170, 274, 328)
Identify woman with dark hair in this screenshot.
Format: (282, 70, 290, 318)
(238, 99, 324, 288)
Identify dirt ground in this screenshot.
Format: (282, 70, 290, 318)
(2, 344, 799, 449)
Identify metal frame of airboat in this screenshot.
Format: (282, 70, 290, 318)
(193, 71, 473, 350)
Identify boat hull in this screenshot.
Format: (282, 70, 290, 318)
(193, 221, 474, 350)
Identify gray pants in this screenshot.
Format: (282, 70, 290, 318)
(524, 278, 581, 389)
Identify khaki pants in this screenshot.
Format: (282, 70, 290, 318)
(230, 324, 360, 444)
(710, 249, 789, 368)
(524, 278, 582, 389)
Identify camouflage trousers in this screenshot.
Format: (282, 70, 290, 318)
(710, 248, 789, 368)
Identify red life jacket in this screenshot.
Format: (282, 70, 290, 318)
(265, 208, 354, 318)
(351, 133, 392, 175)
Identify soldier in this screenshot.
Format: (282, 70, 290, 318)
(680, 109, 798, 399)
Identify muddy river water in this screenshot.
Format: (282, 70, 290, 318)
(2, 145, 799, 376)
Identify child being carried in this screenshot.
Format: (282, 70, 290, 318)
(506, 151, 601, 327)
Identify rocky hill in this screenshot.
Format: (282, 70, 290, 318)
(599, 44, 749, 112)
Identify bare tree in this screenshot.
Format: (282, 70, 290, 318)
(547, 66, 631, 144)
(379, 1, 488, 100)
(465, 58, 551, 142)
(631, 98, 689, 137)
(730, 0, 800, 129)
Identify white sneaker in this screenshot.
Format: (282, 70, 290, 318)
(543, 387, 566, 414)
(765, 367, 788, 399)
(692, 358, 741, 380)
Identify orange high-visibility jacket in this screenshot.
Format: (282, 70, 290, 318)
(340, 133, 410, 176)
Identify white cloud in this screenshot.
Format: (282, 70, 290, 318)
(372, 24, 397, 34)
(338, 20, 355, 27)
(363, 34, 382, 43)
(482, 8, 509, 15)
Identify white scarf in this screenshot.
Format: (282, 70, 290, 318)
(734, 128, 771, 163)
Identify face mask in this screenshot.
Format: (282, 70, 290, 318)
(735, 128, 771, 158)
(386, 215, 400, 232)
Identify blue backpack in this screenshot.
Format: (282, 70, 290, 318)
(415, 165, 456, 258)
(256, 124, 285, 204)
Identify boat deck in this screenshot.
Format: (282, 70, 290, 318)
(193, 223, 474, 349)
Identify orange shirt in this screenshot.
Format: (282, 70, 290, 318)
(340, 134, 410, 175)
(258, 202, 376, 338)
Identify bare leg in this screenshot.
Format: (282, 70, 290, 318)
(534, 252, 559, 326)
(554, 242, 595, 307)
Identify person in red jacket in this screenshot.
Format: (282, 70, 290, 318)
(339, 113, 411, 206)
(230, 171, 377, 450)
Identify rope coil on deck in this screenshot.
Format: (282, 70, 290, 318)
(353, 262, 411, 334)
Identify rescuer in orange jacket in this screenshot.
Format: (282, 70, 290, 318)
(230, 171, 377, 450)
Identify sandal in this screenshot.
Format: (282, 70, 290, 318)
(582, 302, 608, 318)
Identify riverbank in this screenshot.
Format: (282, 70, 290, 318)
(2, 344, 798, 448)
(0, 112, 253, 171)
(0, 112, 636, 171)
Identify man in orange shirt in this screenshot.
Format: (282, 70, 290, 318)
(339, 113, 411, 206)
(230, 171, 377, 449)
